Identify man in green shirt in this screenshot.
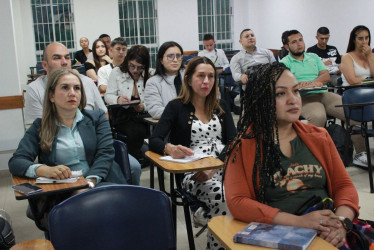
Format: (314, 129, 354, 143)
(281, 30, 367, 167)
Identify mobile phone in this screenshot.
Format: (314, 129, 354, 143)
(12, 183, 43, 195)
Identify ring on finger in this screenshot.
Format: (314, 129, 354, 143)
(319, 218, 323, 225)
(58, 167, 63, 171)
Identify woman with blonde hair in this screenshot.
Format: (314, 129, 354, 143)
(9, 68, 127, 186)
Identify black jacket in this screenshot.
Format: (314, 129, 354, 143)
(149, 99, 236, 161)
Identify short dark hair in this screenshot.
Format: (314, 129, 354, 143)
(99, 34, 110, 39)
(281, 30, 289, 45)
(203, 34, 214, 41)
(317, 27, 330, 35)
(111, 37, 127, 47)
(285, 30, 301, 45)
(240, 29, 251, 39)
(155, 41, 184, 76)
(346, 25, 371, 53)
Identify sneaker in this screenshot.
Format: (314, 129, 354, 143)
(192, 207, 208, 228)
(353, 152, 368, 168)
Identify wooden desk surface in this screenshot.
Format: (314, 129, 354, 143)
(10, 239, 54, 250)
(143, 117, 159, 126)
(145, 151, 224, 173)
(208, 215, 337, 250)
(12, 175, 88, 200)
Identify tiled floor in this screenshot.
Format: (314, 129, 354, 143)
(1, 111, 373, 249)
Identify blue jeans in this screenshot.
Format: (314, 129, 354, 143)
(129, 154, 141, 185)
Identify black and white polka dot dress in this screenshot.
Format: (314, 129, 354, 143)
(182, 114, 229, 220)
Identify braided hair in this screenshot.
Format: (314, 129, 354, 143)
(224, 62, 289, 203)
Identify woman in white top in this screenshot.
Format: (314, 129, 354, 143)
(144, 41, 185, 119)
(105, 45, 154, 160)
(341, 25, 374, 86)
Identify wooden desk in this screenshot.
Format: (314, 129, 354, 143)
(11, 239, 54, 250)
(143, 117, 159, 126)
(145, 151, 224, 250)
(208, 216, 337, 250)
(145, 151, 223, 173)
(12, 175, 88, 200)
(12, 175, 88, 231)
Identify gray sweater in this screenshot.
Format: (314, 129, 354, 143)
(144, 69, 184, 119)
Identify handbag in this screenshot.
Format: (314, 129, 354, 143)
(299, 197, 374, 250)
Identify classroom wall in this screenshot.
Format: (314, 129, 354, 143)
(3, 0, 374, 170)
(0, 0, 25, 170)
(74, 0, 120, 47)
(246, 0, 374, 54)
(158, 0, 199, 51)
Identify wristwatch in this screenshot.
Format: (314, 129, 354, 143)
(338, 216, 353, 232)
(86, 180, 95, 189)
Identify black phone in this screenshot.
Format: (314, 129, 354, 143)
(12, 183, 43, 195)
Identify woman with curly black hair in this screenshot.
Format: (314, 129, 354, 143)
(224, 62, 359, 249)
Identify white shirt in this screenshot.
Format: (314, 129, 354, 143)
(198, 49, 229, 70)
(104, 67, 155, 110)
(97, 63, 115, 87)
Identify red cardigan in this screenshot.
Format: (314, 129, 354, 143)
(225, 121, 360, 224)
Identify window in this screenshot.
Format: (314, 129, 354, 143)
(197, 0, 233, 51)
(30, 0, 76, 63)
(118, 0, 159, 67)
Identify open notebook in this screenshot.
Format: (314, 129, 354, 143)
(35, 170, 82, 184)
(159, 154, 210, 164)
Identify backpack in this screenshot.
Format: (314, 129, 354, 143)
(326, 124, 354, 166)
(0, 215, 15, 249)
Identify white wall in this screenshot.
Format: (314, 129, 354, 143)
(247, 0, 374, 53)
(74, 0, 120, 46)
(0, 0, 26, 170)
(158, 0, 199, 51)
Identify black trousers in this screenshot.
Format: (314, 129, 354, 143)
(115, 111, 148, 160)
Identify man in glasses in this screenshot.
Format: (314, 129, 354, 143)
(97, 37, 128, 96)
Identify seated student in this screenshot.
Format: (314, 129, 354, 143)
(224, 62, 359, 249)
(99, 34, 112, 58)
(280, 30, 367, 167)
(73, 37, 92, 65)
(307, 27, 341, 86)
(9, 69, 140, 226)
(24, 42, 107, 125)
(340, 25, 374, 86)
(198, 34, 229, 74)
(230, 29, 276, 114)
(97, 37, 127, 96)
(144, 41, 185, 119)
(279, 30, 289, 60)
(149, 56, 236, 249)
(85, 39, 112, 81)
(105, 45, 154, 161)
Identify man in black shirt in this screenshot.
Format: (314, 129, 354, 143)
(307, 27, 341, 85)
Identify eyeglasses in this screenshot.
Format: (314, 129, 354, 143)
(128, 63, 144, 72)
(164, 53, 183, 61)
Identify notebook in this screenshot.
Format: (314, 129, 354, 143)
(35, 170, 82, 184)
(159, 154, 210, 164)
(234, 222, 317, 250)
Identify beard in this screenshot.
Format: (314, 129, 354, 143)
(290, 49, 305, 57)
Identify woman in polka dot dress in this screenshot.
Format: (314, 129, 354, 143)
(150, 56, 236, 249)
